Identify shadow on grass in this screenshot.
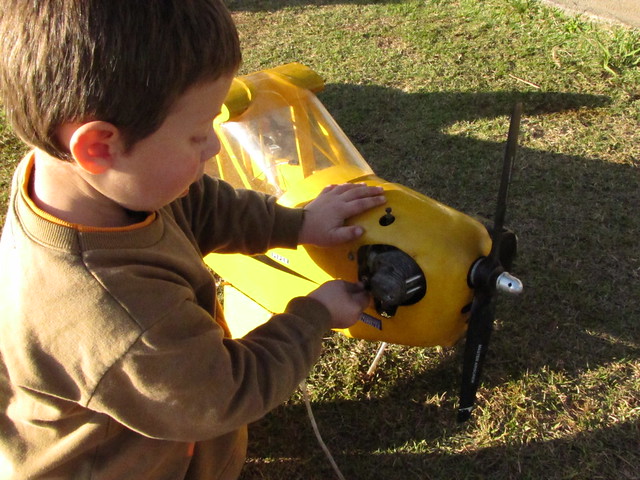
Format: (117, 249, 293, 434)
(243, 406, 639, 479)
(241, 85, 639, 478)
(243, 346, 638, 478)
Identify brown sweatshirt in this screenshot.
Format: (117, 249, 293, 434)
(0, 154, 331, 479)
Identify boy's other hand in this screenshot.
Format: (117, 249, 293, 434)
(308, 280, 370, 329)
(299, 183, 386, 247)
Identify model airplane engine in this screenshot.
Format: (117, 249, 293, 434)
(359, 243, 427, 318)
(204, 63, 523, 420)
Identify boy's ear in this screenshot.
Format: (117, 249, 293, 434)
(68, 121, 121, 175)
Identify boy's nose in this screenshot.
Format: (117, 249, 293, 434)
(201, 131, 221, 161)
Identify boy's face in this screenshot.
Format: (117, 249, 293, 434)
(100, 74, 234, 212)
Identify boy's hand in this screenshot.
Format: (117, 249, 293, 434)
(299, 183, 386, 247)
(308, 280, 370, 329)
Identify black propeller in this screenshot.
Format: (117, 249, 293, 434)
(457, 103, 524, 423)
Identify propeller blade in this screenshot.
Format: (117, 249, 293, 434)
(458, 102, 523, 422)
(457, 292, 495, 422)
(489, 102, 522, 262)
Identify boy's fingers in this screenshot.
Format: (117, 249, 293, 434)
(326, 183, 365, 194)
(331, 225, 364, 243)
(341, 194, 387, 219)
(341, 184, 385, 200)
(321, 184, 338, 193)
(325, 183, 384, 199)
(349, 286, 371, 309)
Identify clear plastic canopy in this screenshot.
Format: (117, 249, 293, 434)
(207, 73, 373, 198)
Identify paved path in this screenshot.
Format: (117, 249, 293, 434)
(541, 0, 640, 28)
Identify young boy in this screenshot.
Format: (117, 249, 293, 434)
(0, 1, 385, 478)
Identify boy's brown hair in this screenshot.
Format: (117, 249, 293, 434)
(0, 0, 242, 160)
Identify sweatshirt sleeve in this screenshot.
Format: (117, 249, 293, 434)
(87, 296, 331, 441)
(174, 174, 304, 256)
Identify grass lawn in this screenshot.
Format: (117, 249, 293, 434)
(1, 0, 638, 479)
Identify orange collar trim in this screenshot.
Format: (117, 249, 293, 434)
(21, 153, 157, 233)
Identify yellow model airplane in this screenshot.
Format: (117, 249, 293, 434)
(204, 63, 523, 421)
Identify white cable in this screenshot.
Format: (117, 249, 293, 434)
(300, 380, 347, 480)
